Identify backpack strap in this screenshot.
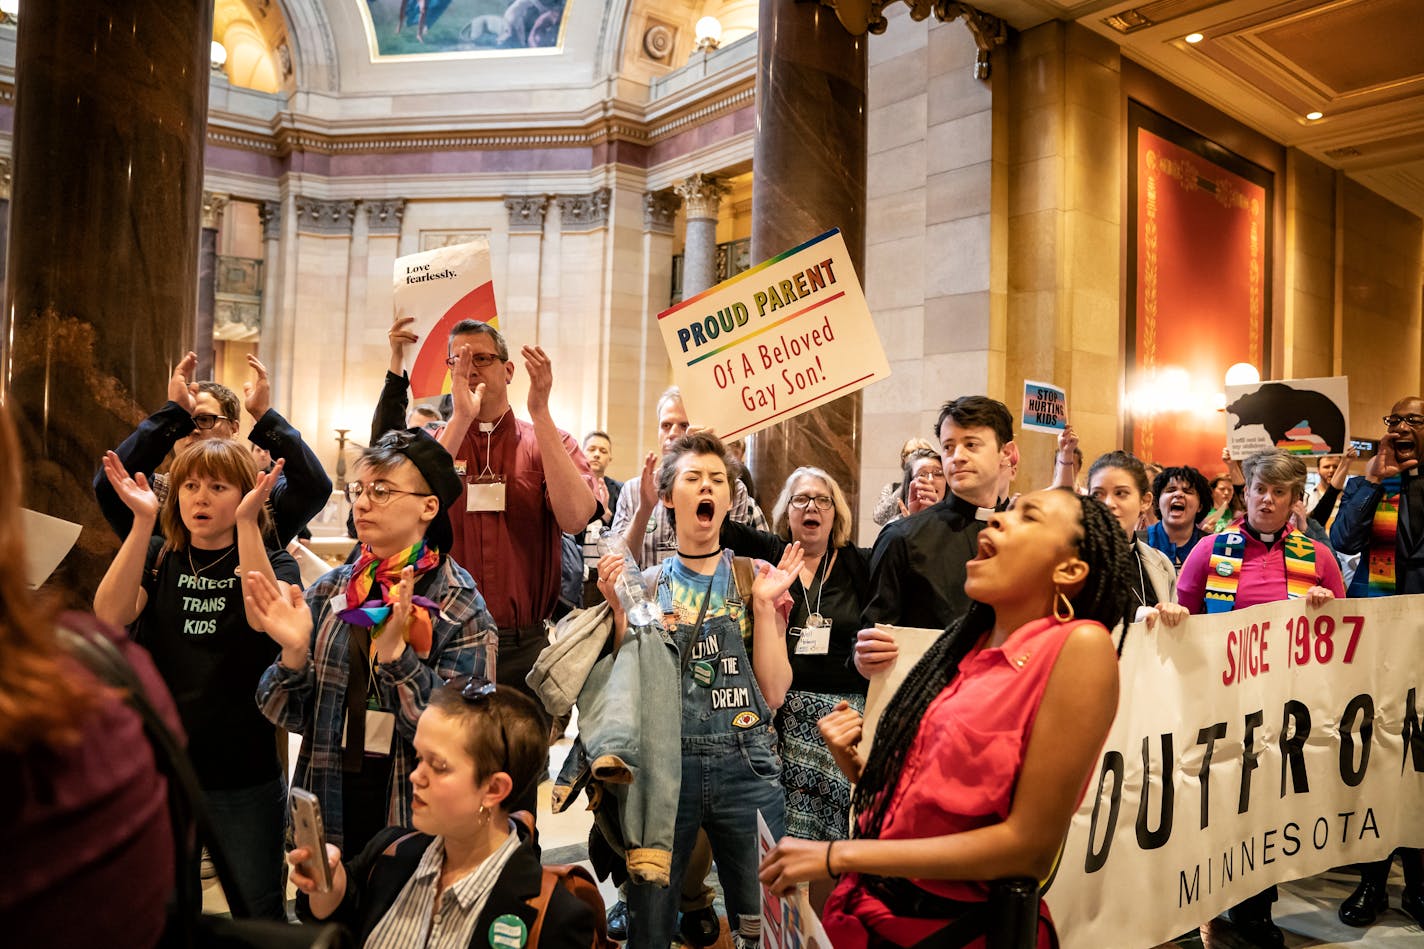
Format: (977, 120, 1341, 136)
(526, 868, 560, 949)
(731, 556, 756, 605)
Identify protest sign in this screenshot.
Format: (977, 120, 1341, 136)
(1047, 595, 1424, 949)
(1225, 376, 1350, 456)
(861, 624, 943, 758)
(1022, 380, 1068, 435)
(392, 238, 499, 400)
(21, 508, 81, 588)
(758, 811, 834, 949)
(656, 229, 889, 440)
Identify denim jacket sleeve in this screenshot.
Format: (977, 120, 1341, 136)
(93, 401, 195, 538)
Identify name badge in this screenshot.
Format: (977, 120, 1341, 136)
(793, 619, 831, 655)
(341, 709, 396, 756)
(467, 475, 507, 512)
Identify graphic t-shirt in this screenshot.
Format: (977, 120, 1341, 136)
(138, 537, 301, 789)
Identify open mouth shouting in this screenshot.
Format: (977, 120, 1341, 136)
(695, 498, 716, 526)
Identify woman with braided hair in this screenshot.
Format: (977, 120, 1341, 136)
(759, 489, 1132, 948)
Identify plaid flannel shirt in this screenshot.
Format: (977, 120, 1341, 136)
(256, 556, 495, 848)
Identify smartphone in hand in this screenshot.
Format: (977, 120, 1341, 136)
(290, 787, 333, 893)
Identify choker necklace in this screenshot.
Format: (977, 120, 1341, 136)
(676, 546, 722, 560)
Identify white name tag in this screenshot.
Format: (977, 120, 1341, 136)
(342, 709, 396, 756)
(793, 621, 831, 655)
(467, 476, 507, 512)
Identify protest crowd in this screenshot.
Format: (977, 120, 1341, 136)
(4, 306, 1423, 949)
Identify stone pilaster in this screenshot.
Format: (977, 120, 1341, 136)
(364, 198, 405, 236)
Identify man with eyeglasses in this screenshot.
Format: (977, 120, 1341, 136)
(93, 350, 330, 547)
(1328, 397, 1424, 930)
(376, 319, 596, 754)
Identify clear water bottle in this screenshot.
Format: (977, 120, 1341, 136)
(597, 533, 659, 627)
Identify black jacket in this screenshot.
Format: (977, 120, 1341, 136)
(305, 823, 594, 949)
(93, 400, 330, 547)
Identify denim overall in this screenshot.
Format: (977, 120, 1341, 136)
(626, 553, 787, 949)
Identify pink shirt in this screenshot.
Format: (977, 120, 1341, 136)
(1177, 527, 1344, 614)
(823, 617, 1105, 949)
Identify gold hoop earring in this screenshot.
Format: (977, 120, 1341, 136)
(1054, 587, 1075, 623)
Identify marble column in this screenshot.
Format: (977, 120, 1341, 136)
(0, 157, 11, 327)
(196, 191, 229, 379)
(751, 0, 868, 517)
(257, 198, 284, 390)
(675, 173, 729, 297)
(2, 1, 213, 602)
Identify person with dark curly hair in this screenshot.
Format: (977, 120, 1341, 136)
(1146, 464, 1213, 569)
(759, 489, 1132, 948)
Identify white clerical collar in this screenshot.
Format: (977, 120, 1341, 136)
(975, 507, 995, 522)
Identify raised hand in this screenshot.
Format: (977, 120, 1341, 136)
(388, 313, 419, 373)
(243, 571, 313, 657)
(1367, 432, 1417, 482)
(752, 541, 805, 604)
(101, 451, 160, 521)
(447, 345, 484, 422)
(1057, 424, 1079, 463)
(637, 452, 658, 513)
(818, 699, 865, 782)
(522, 345, 554, 417)
(168, 352, 199, 414)
(243, 354, 272, 420)
(237, 457, 284, 523)
(373, 565, 415, 662)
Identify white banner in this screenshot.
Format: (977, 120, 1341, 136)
(1048, 595, 1424, 949)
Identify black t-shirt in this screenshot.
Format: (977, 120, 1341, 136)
(786, 547, 870, 696)
(137, 537, 301, 789)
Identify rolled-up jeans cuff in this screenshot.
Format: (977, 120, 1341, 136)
(627, 847, 672, 887)
(592, 753, 634, 784)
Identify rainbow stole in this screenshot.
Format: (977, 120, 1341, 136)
(1364, 477, 1401, 596)
(1203, 527, 1317, 614)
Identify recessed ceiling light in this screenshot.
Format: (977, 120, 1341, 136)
(1306, 111, 1323, 121)
(1184, 32, 1204, 44)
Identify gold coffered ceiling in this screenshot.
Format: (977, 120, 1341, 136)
(975, 0, 1424, 217)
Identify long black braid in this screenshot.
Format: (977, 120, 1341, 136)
(851, 490, 1133, 841)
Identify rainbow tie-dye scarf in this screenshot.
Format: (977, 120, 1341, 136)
(1363, 477, 1401, 597)
(1203, 526, 1317, 614)
(338, 539, 442, 655)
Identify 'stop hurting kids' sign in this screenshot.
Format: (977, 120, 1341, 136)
(657, 229, 890, 440)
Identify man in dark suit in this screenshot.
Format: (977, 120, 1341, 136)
(582, 430, 622, 523)
(1329, 396, 1424, 929)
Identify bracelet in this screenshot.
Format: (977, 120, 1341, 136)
(825, 840, 840, 878)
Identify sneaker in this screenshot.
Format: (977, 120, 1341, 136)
(606, 900, 629, 941)
(679, 905, 721, 948)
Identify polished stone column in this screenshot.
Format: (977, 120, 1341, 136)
(196, 191, 229, 379)
(675, 173, 729, 297)
(3, 1, 214, 602)
(751, 0, 869, 516)
(0, 157, 11, 325)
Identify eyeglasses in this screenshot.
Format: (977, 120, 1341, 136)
(1383, 414, 1424, 428)
(789, 494, 834, 512)
(192, 414, 235, 430)
(445, 353, 504, 369)
(344, 481, 433, 505)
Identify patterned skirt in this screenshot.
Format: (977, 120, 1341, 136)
(777, 689, 865, 841)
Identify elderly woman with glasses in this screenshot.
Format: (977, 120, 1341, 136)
(290, 682, 596, 949)
(720, 467, 873, 903)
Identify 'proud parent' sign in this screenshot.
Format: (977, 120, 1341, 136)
(656, 229, 890, 440)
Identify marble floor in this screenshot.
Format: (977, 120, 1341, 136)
(199, 732, 1420, 949)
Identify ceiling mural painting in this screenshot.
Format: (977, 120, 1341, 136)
(358, 0, 567, 59)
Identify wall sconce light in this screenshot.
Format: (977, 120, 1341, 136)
(1224, 362, 1261, 386)
(210, 40, 228, 71)
(0, 0, 19, 25)
(695, 16, 722, 53)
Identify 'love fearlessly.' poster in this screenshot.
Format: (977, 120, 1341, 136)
(656, 229, 890, 440)
(392, 238, 499, 400)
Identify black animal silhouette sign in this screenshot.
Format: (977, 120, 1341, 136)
(1225, 377, 1350, 456)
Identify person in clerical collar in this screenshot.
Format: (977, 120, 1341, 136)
(1327, 398, 1424, 931)
(1175, 448, 1343, 948)
(854, 396, 1018, 676)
